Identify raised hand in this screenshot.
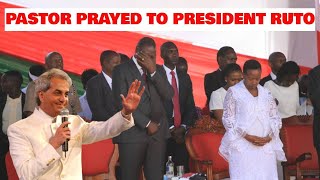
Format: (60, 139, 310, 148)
(135, 51, 156, 74)
(121, 80, 145, 116)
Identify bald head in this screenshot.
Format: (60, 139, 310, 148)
(268, 52, 286, 74)
(45, 52, 63, 70)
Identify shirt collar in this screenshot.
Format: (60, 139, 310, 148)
(270, 71, 277, 80)
(102, 71, 112, 88)
(6, 94, 21, 101)
(82, 91, 87, 100)
(132, 56, 143, 74)
(163, 64, 177, 76)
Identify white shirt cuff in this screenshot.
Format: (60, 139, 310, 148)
(150, 71, 156, 77)
(146, 120, 151, 127)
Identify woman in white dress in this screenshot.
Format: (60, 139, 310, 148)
(209, 63, 242, 123)
(264, 61, 301, 119)
(219, 60, 286, 180)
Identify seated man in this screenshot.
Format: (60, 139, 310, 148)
(7, 68, 144, 180)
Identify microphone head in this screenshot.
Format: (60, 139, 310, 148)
(60, 108, 69, 116)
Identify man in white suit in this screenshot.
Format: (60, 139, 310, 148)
(7, 68, 145, 180)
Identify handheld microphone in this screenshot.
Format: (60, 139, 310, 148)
(60, 108, 69, 156)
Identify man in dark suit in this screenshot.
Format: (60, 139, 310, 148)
(159, 41, 196, 173)
(308, 65, 320, 173)
(204, 46, 237, 104)
(86, 50, 120, 121)
(112, 37, 174, 180)
(86, 50, 120, 180)
(259, 52, 286, 86)
(0, 70, 26, 180)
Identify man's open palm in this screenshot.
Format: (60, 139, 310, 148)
(121, 80, 145, 115)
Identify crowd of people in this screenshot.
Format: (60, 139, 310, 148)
(0, 36, 319, 180)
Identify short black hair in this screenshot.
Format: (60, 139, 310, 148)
(135, 37, 156, 52)
(100, 50, 119, 66)
(3, 70, 23, 86)
(177, 57, 188, 72)
(243, 59, 261, 74)
(119, 53, 130, 63)
(268, 52, 285, 62)
(29, 64, 46, 81)
(178, 57, 187, 65)
(81, 69, 98, 89)
(276, 61, 300, 82)
(222, 63, 242, 78)
(217, 46, 235, 59)
(160, 41, 177, 56)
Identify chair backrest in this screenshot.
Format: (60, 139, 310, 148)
(192, 115, 225, 134)
(187, 130, 229, 173)
(5, 152, 19, 180)
(281, 116, 318, 170)
(186, 115, 228, 173)
(82, 139, 115, 176)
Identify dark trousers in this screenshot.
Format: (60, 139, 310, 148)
(166, 137, 190, 174)
(317, 146, 320, 177)
(118, 138, 166, 180)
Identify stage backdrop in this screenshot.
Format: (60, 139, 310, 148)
(1, 0, 318, 107)
(3, 0, 318, 68)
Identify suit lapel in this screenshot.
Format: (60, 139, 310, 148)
(128, 60, 150, 97)
(128, 60, 143, 81)
(158, 66, 167, 80)
(177, 71, 185, 104)
(99, 73, 112, 94)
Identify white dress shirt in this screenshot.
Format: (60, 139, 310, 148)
(270, 71, 277, 80)
(163, 64, 179, 91)
(78, 92, 92, 120)
(102, 71, 112, 90)
(163, 65, 186, 129)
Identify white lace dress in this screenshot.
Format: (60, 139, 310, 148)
(219, 81, 286, 180)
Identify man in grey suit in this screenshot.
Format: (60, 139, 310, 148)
(112, 37, 174, 180)
(308, 65, 320, 173)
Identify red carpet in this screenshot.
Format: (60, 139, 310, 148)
(0, 2, 311, 107)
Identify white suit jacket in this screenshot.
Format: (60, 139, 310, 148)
(7, 108, 134, 180)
